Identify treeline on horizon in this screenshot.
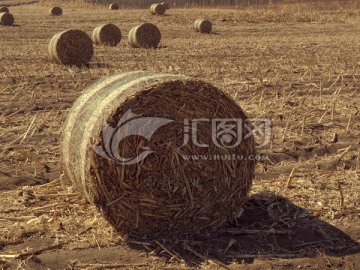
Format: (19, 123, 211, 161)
(90, 0, 358, 8)
(92, 0, 275, 7)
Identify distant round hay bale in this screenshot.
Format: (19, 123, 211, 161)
(0, 6, 9, 13)
(92, 24, 122, 46)
(48, 29, 93, 66)
(150, 3, 165, 15)
(161, 2, 170, 10)
(0, 12, 14, 26)
(61, 71, 256, 238)
(109, 3, 119, 10)
(49, 6, 62, 16)
(128, 23, 161, 49)
(194, 19, 212, 34)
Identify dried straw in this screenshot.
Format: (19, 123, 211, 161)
(109, 3, 119, 10)
(92, 24, 122, 47)
(128, 23, 161, 48)
(0, 12, 14, 26)
(0, 6, 9, 13)
(48, 29, 93, 66)
(61, 71, 256, 239)
(49, 6, 62, 16)
(194, 19, 212, 34)
(161, 2, 171, 10)
(150, 3, 166, 15)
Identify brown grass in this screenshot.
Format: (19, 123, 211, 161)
(0, 1, 359, 269)
(48, 29, 93, 66)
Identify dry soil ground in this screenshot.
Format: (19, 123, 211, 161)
(0, 1, 359, 269)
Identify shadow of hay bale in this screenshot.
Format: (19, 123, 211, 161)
(126, 193, 360, 267)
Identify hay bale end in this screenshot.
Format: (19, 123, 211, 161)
(161, 2, 170, 10)
(92, 24, 122, 46)
(50, 6, 62, 16)
(0, 6, 9, 13)
(61, 71, 256, 238)
(150, 3, 165, 15)
(48, 29, 93, 66)
(128, 23, 161, 48)
(109, 3, 119, 10)
(0, 12, 14, 26)
(194, 19, 212, 34)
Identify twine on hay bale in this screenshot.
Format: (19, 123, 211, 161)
(161, 2, 170, 10)
(49, 6, 62, 16)
(61, 71, 256, 238)
(109, 3, 119, 10)
(128, 23, 161, 48)
(48, 29, 93, 66)
(194, 19, 212, 34)
(150, 3, 165, 15)
(0, 6, 9, 13)
(92, 24, 122, 46)
(0, 12, 14, 26)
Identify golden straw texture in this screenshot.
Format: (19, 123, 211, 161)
(61, 71, 255, 239)
(48, 29, 93, 66)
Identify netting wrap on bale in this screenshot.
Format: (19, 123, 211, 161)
(92, 24, 122, 46)
(61, 71, 256, 238)
(48, 29, 93, 66)
(0, 12, 14, 26)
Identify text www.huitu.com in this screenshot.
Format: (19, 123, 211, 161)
(181, 154, 268, 161)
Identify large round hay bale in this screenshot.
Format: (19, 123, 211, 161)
(109, 3, 119, 10)
(92, 24, 122, 46)
(48, 29, 93, 66)
(49, 6, 62, 16)
(61, 71, 256, 238)
(150, 3, 165, 15)
(194, 19, 212, 34)
(161, 2, 170, 10)
(128, 23, 161, 48)
(0, 6, 9, 13)
(0, 12, 14, 26)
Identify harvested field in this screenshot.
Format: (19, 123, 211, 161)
(0, 0, 359, 269)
